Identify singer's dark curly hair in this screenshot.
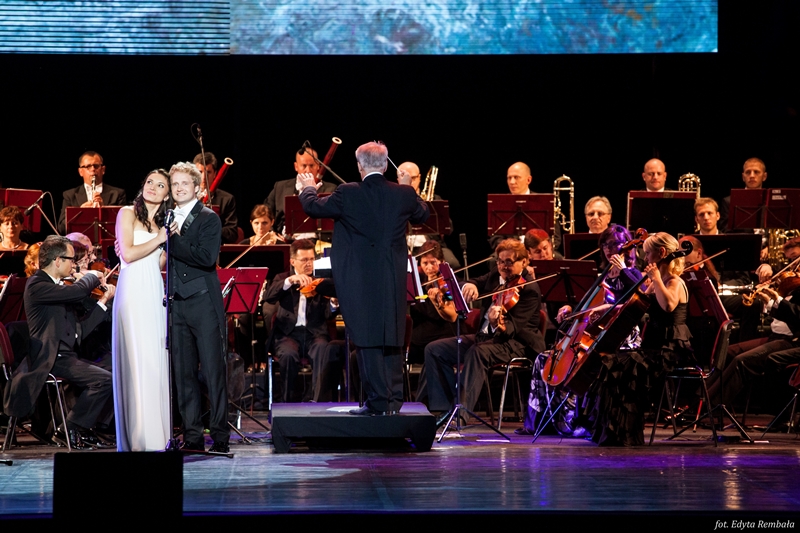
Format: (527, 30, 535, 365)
(133, 169, 172, 232)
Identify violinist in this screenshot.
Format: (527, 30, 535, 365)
(0, 206, 29, 251)
(240, 204, 282, 246)
(423, 239, 545, 426)
(706, 237, 800, 407)
(680, 235, 720, 288)
(262, 239, 340, 402)
(586, 232, 693, 446)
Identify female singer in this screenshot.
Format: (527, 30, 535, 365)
(112, 169, 172, 452)
(240, 204, 281, 245)
(0, 206, 29, 251)
(587, 232, 693, 446)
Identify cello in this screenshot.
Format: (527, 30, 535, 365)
(541, 229, 648, 387)
(561, 239, 693, 395)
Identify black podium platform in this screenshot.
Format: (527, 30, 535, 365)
(271, 402, 436, 453)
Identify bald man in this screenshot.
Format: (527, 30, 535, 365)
(642, 158, 668, 192)
(398, 161, 460, 268)
(495, 162, 561, 251)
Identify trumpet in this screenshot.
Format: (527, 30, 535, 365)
(678, 173, 701, 198)
(553, 175, 575, 234)
(421, 166, 438, 201)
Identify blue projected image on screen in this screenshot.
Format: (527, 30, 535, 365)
(233, 0, 718, 55)
(0, 0, 717, 55)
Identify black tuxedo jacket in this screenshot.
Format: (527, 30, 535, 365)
(469, 270, 546, 354)
(263, 272, 333, 340)
(266, 178, 338, 234)
(168, 202, 226, 346)
(3, 270, 108, 418)
(300, 173, 428, 347)
(58, 183, 127, 234)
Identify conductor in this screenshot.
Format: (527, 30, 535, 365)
(299, 141, 429, 416)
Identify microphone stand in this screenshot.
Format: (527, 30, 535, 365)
(163, 210, 181, 452)
(24, 192, 60, 235)
(301, 141, 346, 185)
(459, 233, 469, 281)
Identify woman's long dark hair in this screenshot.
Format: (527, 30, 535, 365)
(133, 169, 172, 232)
(598, 224, 637, 268)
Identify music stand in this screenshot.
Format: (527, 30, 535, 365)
(765, 188, 800, 229)
(218, 245, 290, 281)
(216, 267, 272, 439)
(729, 189, 767, 231)
(487, 194, 554, 237)
(284, 194, 333, 235)
(626, 191, 696, 236)
(65, 206, 121, 259)
(1, 188, 43, 233)
(528, 260, 597, 307)
(563, 233, 602, 262)
(0, 274, 28, 324)
(690, 234, 762, 272)
(410, 200, 451, 235)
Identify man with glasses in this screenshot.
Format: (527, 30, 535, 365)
(58, 151, 128, 234)
(584, 196, 613, 234)
(262, 239, 340, 402)
(3, 235, 115, 449)
(423, 239, 545, 426)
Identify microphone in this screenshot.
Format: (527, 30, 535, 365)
(164, 209, 175, 234)
(24, 191, 48, 216)
(298, 140, 311, 155)
(460, 233, 467, 251)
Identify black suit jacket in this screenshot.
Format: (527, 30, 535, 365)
(3, 270, 109, 418)
(263, 272, 333, 340)
(300, 174, 428, 347)
(469, 270, 546, 355)
(168, 201, 226, 348)
(209, 188, 239, 244)
(266, 178, 338, 234)
(58, 183, 127, 234)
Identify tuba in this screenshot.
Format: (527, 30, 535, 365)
(553, 175, 575, 234)
(420, 166, 438, 201)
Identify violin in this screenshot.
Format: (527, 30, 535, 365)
(742, 256, 800, 306)
(491, 275, 523, 332)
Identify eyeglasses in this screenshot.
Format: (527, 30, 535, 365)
(293, 257, 314, 264)
(601, 241, 625, 251)
(79, 164, 104, 170)
(586, 211, 609, 217)
(496, 259, 523, 267)
(59, 256, 76, 262)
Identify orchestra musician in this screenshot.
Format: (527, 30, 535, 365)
(194, 152, 239, 244)
(642, 158, 668, 192)
(262, 239, 340, 403)
(719, 157, 769, 231)
(501, 162, 561, 251)
(299, 141, 429, 416)
(694, 198, 722, 235)
(0, 206, 29, 251)
(706, 238, 800, 411)
(585, 232, 692, 446)
(266, 146, 338, 237)
(240, 204, 281, 246)
(584, 196, 613, 234)
(3, 236, 116, 450)
(58, 151, 127, 235)
(423, 239, 545, 426)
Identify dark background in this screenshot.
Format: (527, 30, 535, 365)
(2, 1, 797, 272)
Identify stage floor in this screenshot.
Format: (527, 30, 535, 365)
(1, 408, 799, 524)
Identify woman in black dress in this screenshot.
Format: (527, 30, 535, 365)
(588, 231, 693, 446)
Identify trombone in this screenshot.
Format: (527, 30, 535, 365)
(554, 175, 575, 234)
(420, 165, 438, 201)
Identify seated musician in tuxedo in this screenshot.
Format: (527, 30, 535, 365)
(642, 158, 669, 192)
(3, 236, 116, 449)
(265, 146, 338, 238)
(584, 196, 613, 234)
(497, 162, 561, 252)
(706, 240, 800, 411)
(694, 197, 762, 342)
(399, 161, 460, 268)
(423, 239, 545, 425)
(719, 157, 769, 231)
(262, 239, 340, 402)
(58, 151, 127, 234)
(194, 152, 239, 244)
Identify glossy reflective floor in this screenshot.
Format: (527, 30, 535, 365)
(2, 411, 800, 523)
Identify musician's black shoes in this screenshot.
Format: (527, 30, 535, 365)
(209, 441, 230, 454)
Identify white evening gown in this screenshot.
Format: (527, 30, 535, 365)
(112, 230, 170, 451)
